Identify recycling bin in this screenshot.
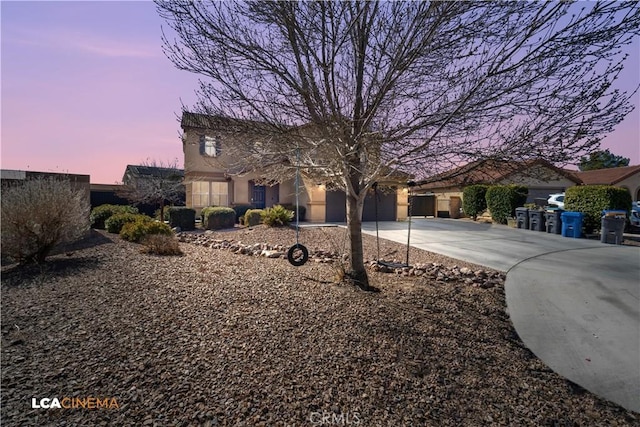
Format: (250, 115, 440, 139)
(528, 210, 545, 232)
(545, 209, 563, 234)
(601, 211, 626, 245)
(515, 207, 529, 229)
(561, 211, 583, 238)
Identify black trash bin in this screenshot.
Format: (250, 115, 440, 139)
(545, 209, 563, 234)
(528, 209, 546, 232)
(601, 210, 626, 245)
(515, 207, 529, 229)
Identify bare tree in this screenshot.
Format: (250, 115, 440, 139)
(156, 0, 639, 289)
(119, 159, 185, 221)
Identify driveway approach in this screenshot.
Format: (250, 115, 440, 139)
(361, 218, 640, 413)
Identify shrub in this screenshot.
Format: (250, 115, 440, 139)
(565, 185, 632, 233)
(154, 207, 171, 222)
(168, 207, 195, 230)
(105, 213, 150, 234)
(200, 206, 217, 224)
(462, 185, 488, 220)
(261, 205, 294, 227)
(203, 207, 236, 230)
(120, 219, 172, 243)
(485, 184, 528, 224)
(140, 234, 183, 256)
(232, 204, 254, 224)
(1, 176, 90, 264)
(244, 209, 264, 226)
(281, 204, 306, 222)
(90, 204, 138, 229)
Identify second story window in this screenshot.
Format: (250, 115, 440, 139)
(201, 135, 221, 157)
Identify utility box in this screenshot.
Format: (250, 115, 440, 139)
(545, 210, 563, 234)
(515, 207, 529, 229)
(561, 212, 583, 238)
(528, 210, 546, 232)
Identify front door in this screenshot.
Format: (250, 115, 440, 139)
(252, 185, 266, 209)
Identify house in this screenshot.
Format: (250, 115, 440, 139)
(571, 165, 640, 202)
(180, 111, 409, 222)
(90, 183, 130, 209)
(411, 159, 581, 217)
(120, 164, 186, 216)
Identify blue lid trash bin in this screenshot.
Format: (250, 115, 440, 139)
(561, 211, 583, 238)
(515, 207, 529, 229)
(601, 211, 626, 245)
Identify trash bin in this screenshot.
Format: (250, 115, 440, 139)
(601, 211, 626, 245)
(545, 209, 563, 234)
(515, 207, 529, 229)
(561, 211, 583, 238)
(528, 210, 545, 232)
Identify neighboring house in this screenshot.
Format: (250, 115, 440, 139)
(90, 183, 129, 209)
(120, 164, 186, 216)
(1, 170, 90, 205)
(571, 165, 640, 202)
(180, 111, 409, 222)
(411, 159, 581, 218)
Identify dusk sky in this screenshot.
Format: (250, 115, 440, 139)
(2, 1, 639, 184)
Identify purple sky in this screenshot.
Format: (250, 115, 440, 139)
(2, 1, 639, 184)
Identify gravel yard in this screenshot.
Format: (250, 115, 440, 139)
(1, 226, 637, 426)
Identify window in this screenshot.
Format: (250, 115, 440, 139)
(201, 136, 221, 157)
(191, 181, 229, 207)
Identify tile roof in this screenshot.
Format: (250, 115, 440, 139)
(415, 158, 579, 189)
(571, 165, 640, 185)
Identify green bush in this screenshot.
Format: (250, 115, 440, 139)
(168, 207, 195, 230)
(485, 185, 528, 224)
(200, 206, 217, 224)
(120, 219, 172, 243)
(232, 204, 254, 224)
(203, 207, 236, 230)
(105, 213, 150, 234)
(565, 185, 632, 233)
(261, 205, 294, 227)
(154, 207, 171, 222)
(244, 209, 264, 226)
(281, 204, 306, 222)
(462, 185, 488, 221)
(90, 204, 138, 229)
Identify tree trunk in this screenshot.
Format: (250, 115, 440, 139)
(345, 190, 370, 290)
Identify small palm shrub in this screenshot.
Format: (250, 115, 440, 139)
(90, 204, 138, 229)
(140, 234, 183, 255)
(261, 205, 294, 227)
(1, 176, 90, 264)
(244, 209, 264, 226)
(105, 213, 150, 234)
(281, 204, 306, 222)
(120, 219, 172, 243)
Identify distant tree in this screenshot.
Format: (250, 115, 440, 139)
(1, 177, 90, 264)
(578, 149, 631, 171)
(157, 0, 639, 289)
(119, 159, 185, 222)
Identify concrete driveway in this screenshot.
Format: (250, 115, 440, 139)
(361, 218, 640, 413)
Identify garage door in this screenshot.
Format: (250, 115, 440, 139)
(326, 189, 397, 222)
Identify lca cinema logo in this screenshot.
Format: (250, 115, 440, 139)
(31, 396, 119, 409)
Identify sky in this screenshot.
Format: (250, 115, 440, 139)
(1, 1, 639, 184)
